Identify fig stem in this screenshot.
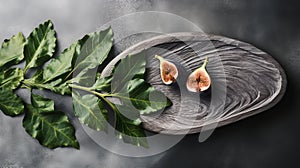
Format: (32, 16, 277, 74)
(154, 55, 164, 62)
(201, 57, 209, 69)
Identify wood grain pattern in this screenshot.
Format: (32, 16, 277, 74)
(101, 32, 287, 135)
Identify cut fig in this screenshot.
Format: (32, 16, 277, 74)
(155, 55, 178, 85)
(186, 57, 211, 92)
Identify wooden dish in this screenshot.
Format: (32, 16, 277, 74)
(101, 32, 287, 135)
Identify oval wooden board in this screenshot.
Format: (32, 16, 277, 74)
(102, 32, 287, 135)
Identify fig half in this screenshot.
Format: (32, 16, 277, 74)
(155, 55, 178, 85)
(186, 57, 211, 92)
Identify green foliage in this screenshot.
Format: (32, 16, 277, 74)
(0, 32, 25, 69)
(24, 20, 56, 72)
(0, 20, 172, 149)
(0, 88, 24, 116)
(23, 94, 79, 149)
(72, 92, 108, 131)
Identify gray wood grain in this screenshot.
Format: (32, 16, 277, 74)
(101, 32, 287, 135)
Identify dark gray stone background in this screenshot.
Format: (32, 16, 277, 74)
(0, 0, 299, 167)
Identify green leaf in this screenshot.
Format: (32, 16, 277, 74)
(0, 68, 24, 116)
(111, 52, 146, 93)
(91, 75, 112, 92)
(42, 43, 78, 83)
(24, 20, 56, 72)
(0, 68, 24, 89)
(110, 52, 172, 114)
(23, 70, 71, 95)
(72, 92, 108, 131)
(116, 78, 172, 114)
(0, 32, 25, 69)
(0, 88, 24, 116)
(72, 27, 113, 82)
(115, 109, 148, 148)
(23, 94, 79, 149)
(42, 36, 87, 83)
(31, 93, 54, 113)
(109, 53, 171, 147)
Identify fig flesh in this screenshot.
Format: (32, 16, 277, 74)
(186, 57, 211, 92)
(155, 55, 178, 85)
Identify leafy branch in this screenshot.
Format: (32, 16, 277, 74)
(0, 20, 172, 149)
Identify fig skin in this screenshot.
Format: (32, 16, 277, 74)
(186, 57, 211, 92)
(155, 55, 178, 85)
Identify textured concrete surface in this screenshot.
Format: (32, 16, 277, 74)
(0, 0, 299, 167)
